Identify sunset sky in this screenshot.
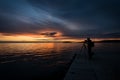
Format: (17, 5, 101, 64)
(0, 0, 120, 41)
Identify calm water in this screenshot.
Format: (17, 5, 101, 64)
(0, 43, 81, 80)
(0, 43, 120, 80)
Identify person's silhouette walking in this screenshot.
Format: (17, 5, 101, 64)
(84, 37, 94, 59)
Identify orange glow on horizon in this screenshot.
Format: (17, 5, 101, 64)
(0, 30, 64, 41)
(0, 32, 120, 42)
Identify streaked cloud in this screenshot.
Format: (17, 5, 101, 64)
(0, 0, 120, 39)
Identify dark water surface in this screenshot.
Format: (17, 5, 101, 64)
(0, 43, 80, 80)
(0, 43, 120, 80)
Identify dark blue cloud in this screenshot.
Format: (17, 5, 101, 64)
(40, 31, 58, 37)
(0, 0, 120, 38)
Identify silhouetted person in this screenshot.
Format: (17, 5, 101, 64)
(84, 37, 94, 59)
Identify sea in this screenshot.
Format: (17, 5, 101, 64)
(0, 43, 120, 80)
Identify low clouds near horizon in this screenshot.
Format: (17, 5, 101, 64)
(0, 0, 120, 38)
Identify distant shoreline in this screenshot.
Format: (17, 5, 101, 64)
(95, 40, 120, 43)
(0, 40, 120, 43)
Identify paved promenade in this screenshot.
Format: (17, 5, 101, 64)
(64, 49, 120, 80)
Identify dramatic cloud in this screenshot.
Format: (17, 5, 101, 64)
(0, 0, 120, 38)
(40, 32, 58, 37)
